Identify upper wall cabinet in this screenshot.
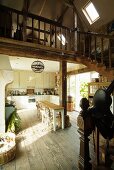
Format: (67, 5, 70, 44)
(7, 71, 19, 88)
(43, 72, 50, 88)
(20, 71, 35, 88)
(19, 71, 28, 88)
(7, 71, 56, 89)
(49, 73, 55, 88)
(35, 72, 44, 89)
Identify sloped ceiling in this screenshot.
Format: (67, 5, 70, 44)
(8, 55, 86, 72)
(74, 0, 114, 31)
(0, 0, 114, 31)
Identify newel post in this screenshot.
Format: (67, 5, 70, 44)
(77, 98, 94, 170)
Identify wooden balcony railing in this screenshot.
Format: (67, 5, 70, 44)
(1, 4, 114, 69)
(0, 4, 72, 51)
(76, 30, 114, 68)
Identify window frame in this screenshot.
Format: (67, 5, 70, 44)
(82, 1, 100, 25)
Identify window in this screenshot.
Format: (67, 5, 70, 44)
(82, 1, 100, 25)
(57, 34, 66, 45)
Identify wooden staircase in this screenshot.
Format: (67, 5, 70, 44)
(75, 55, 114, 80)
(75, 31, 114, 80)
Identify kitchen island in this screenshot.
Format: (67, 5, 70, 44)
(7, 95, 59, 110)
(40, 101, 64, 131)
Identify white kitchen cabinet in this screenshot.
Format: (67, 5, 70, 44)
(43, 72, 50, 88)
(26, 72, 35, 88)
(7, 96, 36, 109)
(7, 95, 60, 110)
(50, 95, 59, 105)
(20, 71, 35, 88)
(49, 72, 55, 88)
(35, 72, 44, 88)
(7, 71, 19, 89)
(13, 71, 19, 88)
(20, 71, 28, 88)
(35, 95, 50, 102)
(7, 70, 56, 90)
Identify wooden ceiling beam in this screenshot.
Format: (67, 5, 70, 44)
(67, 68, 92, 75)
(22, 0, 30, 13)
(57, 6, 69, 24)
(0, 37, 79, 63)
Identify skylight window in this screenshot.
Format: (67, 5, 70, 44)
(57, 34, 66, 45)
(82, 1, 100, 25)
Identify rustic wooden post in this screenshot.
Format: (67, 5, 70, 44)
(73, 9, 77, 51)
(59, 61, 67, 115)
(77, 98, 93, 170)
(59, 61, 71, 128)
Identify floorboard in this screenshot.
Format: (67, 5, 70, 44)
(0, 109, 80, 170)
(0, 108, 109, 170)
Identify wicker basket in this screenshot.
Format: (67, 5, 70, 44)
(0, 133, 16, 165)
(0, 145, 16, 165)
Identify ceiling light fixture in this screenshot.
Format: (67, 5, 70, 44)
(31, 60, 44, 73)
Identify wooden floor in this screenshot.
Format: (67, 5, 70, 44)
(0, 108, 80, 170)
(1, 108, 113, 170)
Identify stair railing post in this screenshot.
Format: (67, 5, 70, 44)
(77, 98, 94, 170)
(109, 39, 112, 68)
(101, 37, 104, 64)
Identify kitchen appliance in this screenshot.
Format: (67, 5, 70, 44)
(27, 89, 34, 95)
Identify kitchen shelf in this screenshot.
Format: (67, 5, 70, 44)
(88, 82, 111, 105)
(88, 82, 111, 97)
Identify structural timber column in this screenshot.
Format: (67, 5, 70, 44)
(73, 9, 77, 51)
(59, 61, 70, 127)
(59, 61, 67, 114)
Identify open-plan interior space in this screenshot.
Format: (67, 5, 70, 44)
(1, 0, 114, 170)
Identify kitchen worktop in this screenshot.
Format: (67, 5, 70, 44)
(7, 95, 60, 109)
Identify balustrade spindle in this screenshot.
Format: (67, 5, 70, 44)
(60, 27, 62, 49)
(32, 18, 34, 42)
(44, 22, 46, 45)
(101, 37, 104, 64)
(96, 128, 100, 165)
(10, 11, 12, 38)
(78, 32, 80, 52)
(65, 29, 67, 50)
(69, 29, 71, 51)
(84, 34, 86, 56)
(109, 39, 112, 68)
(17, 14, 19, 30)
(50, 24, 52, 47)
(38, 20, 40, 44)
(89, 34, 91, 59)
(55, 26, 57, 48)
(94, 36, 97, 62)
(4, 23, 6, 37)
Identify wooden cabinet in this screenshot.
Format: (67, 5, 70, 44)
(67, 102, 74, 112)
(88, 82, 110, 97)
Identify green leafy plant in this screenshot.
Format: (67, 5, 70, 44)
(80, 82, 88, 99)
(6, 109, 21, 133)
